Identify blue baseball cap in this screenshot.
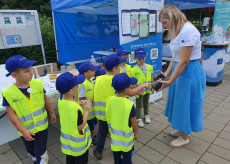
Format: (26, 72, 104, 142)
(116, 48, 130, 56)
(135, 48, 146, 58)
(95, 66, 106, 77)
(56, 72, 85, 94)
(5, 55, 37, 77)
(112, 73, 138, 91)
(78, 62, 97, 74)
(103, 54, 127, 70)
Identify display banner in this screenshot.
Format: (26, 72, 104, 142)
(118, 0, 164, 101)
(212, 0, 230, 62)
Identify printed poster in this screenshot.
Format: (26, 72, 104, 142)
(2, 14, 14, 29)
(14, 15, 26, 29)
(6, 35, 22, 45)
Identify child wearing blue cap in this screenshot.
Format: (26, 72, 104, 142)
(2, 55, 56, 163)
(93, 54, 151, 160)
(116, 48, 132, 77)
(78, 62, 97, 146)
(131, 48, 154, 128)
(106, 73, 139, 164)
(93, 54, 126, 160)
(56, 72, 92, 164)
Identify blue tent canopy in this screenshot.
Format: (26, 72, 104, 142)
(51, 0, 215, 13)
(165, 0, 215, 10)
(51, 0, 215, 65)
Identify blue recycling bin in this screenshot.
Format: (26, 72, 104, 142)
(202, 43, 229, 86)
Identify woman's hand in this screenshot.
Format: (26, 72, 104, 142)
(158, 80, 172, 91)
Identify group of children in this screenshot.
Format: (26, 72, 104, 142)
(2, 47, 155, 164)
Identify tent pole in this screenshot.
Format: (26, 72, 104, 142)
(199, 9, 202, 32)
(52, 12, 59, 62)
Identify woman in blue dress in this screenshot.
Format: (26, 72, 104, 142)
(158, 5, 206, 148)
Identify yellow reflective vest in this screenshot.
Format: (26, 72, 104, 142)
(131, 64, 153, 98)
(78, 79, 95, 120)
(94, 75, 115, 121)
(2, 80, 48, 136)
(106, 96, 134, 152)
(120, 64, 132, 77)
(58, 98, 92, 156)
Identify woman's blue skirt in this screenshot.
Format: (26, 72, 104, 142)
(164, 60, 206, 135)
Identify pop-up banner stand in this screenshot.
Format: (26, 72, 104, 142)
(118, 0, 164, 102)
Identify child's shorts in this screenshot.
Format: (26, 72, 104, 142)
(87, 117, 97, 131)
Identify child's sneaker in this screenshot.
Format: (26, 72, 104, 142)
(93, 148, 102, 160)
(91, 138, 97, 147)
(144, 115, 151, 124)
(137, 119, 144, 128)
(169, 136, 189, 148)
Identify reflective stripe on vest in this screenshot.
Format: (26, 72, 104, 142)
(19, 107, 46, 122)
(94, 101, 106, 107)
(111, 138, 134, 148)
(61, 126, 90, 142)
(88, 111, 95, 117)
(61, 134, 91, 153)
(24, 117, 48, 130)
(95, 111, 105, 117)
(108, 124, 133, 138)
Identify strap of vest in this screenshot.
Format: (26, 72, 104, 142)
(108, 124, 133, 138)
(19, 107, 46, 122)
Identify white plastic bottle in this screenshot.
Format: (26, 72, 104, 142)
(90, 55, 96, 65)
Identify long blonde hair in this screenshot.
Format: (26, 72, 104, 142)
(159, 5, 187, 40)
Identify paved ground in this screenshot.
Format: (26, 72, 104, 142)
(1, 63, 230, 164)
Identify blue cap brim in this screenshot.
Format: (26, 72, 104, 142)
(129, 77, 138, 85)
(119, 57, 127, 63)
(89, 65, 97, 70)
(135, 54, 146, 58)
(74, 74, 85, 85)
(20, 60, 38, 68)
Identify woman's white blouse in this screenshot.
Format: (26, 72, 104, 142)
(169, 22, 201, 62)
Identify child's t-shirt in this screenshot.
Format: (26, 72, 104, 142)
(2, 87, 46, 107)
(137, 64, 147, 76)
(79, 85, 86, 98)
(129, 105, 137, 128)
(137, 64, 154, 77)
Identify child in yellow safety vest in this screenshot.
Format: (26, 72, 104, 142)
(56, 72, 92, 164)
(131, 48, 154, 128)
(106, 73, 139, 164)
(2, 55, 56, 164)
(78, 62, 97, 146)
(93, 54, 126, 160)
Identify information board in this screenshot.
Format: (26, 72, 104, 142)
(0, 10, 46, 63)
